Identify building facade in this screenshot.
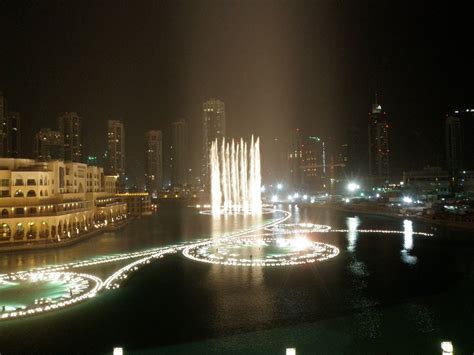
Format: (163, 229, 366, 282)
(116, 192, 152, 216)
(5, 111, 21, 158)
(58, 112, 82, 162)
(0, 92, 7, 157)
(288, 129, 334, 192)
(0, 158, 127, 249)
(170, 119, 188, 186)
(368, 96, 390, 182)
(403, 167, 451, 197)
(0, 93, 21, 158)
(106, 119, 126, 177)
(34, 128, 63, 160)
(446, 109, 474, 171)
(145, 130, 162, 193)
(201, 98, 225, 185)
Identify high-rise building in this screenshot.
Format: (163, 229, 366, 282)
(58, 112, 82, 162)
(288, 129, 328, 191)
(445, 115, 462, 173)
(446, 109, 474, 171)
(106, 119, 125, 177)
(445, 109, 474, 192)
(0, 93, 21, 158)
(345, 125, 365, 177)
(288, 128, 304, 189)
(145, 130, 163, 193)
(201, 98, 225, 185)
(0, 92, 7, 157)
(5, 111, 21, 157)
(33, 128, 63, 160)
(368, 95, 390, 182)
(170, 119, 188, 186)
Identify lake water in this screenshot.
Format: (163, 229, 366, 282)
(0, 204, 473, 354)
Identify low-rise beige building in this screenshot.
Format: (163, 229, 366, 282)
(0, 158, 127, 250)
(116, 192, 152, 216)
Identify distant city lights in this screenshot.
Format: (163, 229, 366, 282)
(347, 182, 360, 192)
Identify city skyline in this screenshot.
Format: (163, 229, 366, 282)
(0, 1, 472, 179)
(0, 2, 473, 354)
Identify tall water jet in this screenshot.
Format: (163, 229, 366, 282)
(210, 136, 262, 215)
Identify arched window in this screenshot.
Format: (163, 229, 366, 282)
(1, 223, 11, 238)
(1, 209, 8, 218)
(40, 190, 43, 196)
(40, 221, 49, 238)
(15, 223, 24, 239)
(27, 190, 36, 197)
(27, 222, 37, 238)
(14, 190, 24, 197)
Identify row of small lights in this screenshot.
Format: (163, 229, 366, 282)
(266, 223, 332, 234)
(0, 272, 102, 320)
(0, 209, 291, 320)
(330, 229, 434, 237)
(184, 234, 340, 267)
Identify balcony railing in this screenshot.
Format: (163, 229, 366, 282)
(0, 201, 95, 218)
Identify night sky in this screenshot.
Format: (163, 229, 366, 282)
(0, 1, 472, 181)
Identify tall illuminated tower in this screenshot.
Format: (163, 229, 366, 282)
(170, 119, 188, 186)
(201, 98, 225, 186)
(106, 119, 126, 177)
(145, 130, 163, 193)
(58, 112, 82, 162)
(0, 92, 6, 157)
(5, 111, 21, 157)
(368, 95, 390, 182)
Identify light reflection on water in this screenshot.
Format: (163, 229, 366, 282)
(346, 216, 360, 253)
(0, 205, 472, 353)
(401, 219, 418, 265)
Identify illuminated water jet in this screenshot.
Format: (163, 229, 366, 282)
(211, 136, 262, 215)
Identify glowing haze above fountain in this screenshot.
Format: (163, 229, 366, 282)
(210, 136, 262, 215)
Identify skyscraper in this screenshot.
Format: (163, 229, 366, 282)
(445, 109, 474, 192)
(445, 115, 462, 173)
(0, 92, 6, 157)
(368, 95, 390, 182)
(201, 98, 225, 185)
(106, 119, 126, 177)
(288, 128, 303, 189)
(446, 109, 474, 171)
(0, 93, 21, 158)
(345, 125, 365, 178)
(5, 111, 21, 157)
(58, 112, 82, 162)
(145, 130, 163, 193)
(33, 128, 63, 160)
(170, 119, 188, 186)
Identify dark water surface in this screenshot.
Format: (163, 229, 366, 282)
(0, 204, 473, 354)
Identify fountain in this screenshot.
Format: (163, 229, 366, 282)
(210, 136, 262, 215)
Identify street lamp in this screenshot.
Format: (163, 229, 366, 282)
(347, 182, 360, 192)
